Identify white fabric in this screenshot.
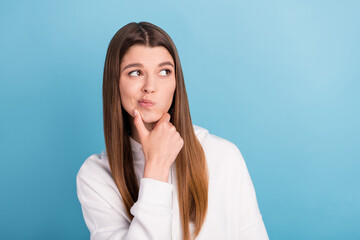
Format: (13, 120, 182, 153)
(76, 125, 269, 240)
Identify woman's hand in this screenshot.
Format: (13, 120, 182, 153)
(133, 109, 184, 182)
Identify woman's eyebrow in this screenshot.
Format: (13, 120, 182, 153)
(158, 61, 174, 68)
(121, 61, 174, 73)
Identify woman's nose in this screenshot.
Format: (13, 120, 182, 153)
(142, 73, 157, 93)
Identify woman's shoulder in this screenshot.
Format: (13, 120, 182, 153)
(76, 151, 116, 190)
(76, 151, 125, 214)
(193, 124, 245, 168)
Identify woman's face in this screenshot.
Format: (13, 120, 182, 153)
(119, 44, 176, 128)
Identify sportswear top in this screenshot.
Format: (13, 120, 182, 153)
(76, 125, 269, 239)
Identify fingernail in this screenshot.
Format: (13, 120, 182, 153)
(133, 109, 138, 117)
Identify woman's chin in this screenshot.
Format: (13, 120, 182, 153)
(141, 114, 161, 124)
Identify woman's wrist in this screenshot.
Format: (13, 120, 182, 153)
(143, 163, 170, 183)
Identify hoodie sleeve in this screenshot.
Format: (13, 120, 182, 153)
(227, 145, 269, 240)
(76, 155, 173, 240)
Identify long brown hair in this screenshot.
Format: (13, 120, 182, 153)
(103, 21, 208, 240)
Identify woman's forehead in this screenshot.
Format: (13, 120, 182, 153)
(121, 45, 174, 66)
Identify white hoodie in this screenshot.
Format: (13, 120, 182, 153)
(76, 125, 269, 240)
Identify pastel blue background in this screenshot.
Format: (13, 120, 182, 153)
(1, 0, 359, 239)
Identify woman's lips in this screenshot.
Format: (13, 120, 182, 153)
(139, 100, 155, 108)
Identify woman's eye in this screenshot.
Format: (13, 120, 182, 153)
(159, 69, 171, 76)
(129, 70, 141, 77)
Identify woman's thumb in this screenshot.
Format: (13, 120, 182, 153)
(133, 109, 149, 143)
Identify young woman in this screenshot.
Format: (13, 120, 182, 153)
(76, 21, 269, 240)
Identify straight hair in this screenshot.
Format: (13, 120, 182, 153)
(103, 21, 208, 240)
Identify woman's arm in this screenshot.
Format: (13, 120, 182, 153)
(228, 146, 269, 239)
(76, 109, 183, 239)
(76, 157, 174, 240)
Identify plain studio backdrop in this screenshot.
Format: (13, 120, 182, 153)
(0, 0, 359, 239)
